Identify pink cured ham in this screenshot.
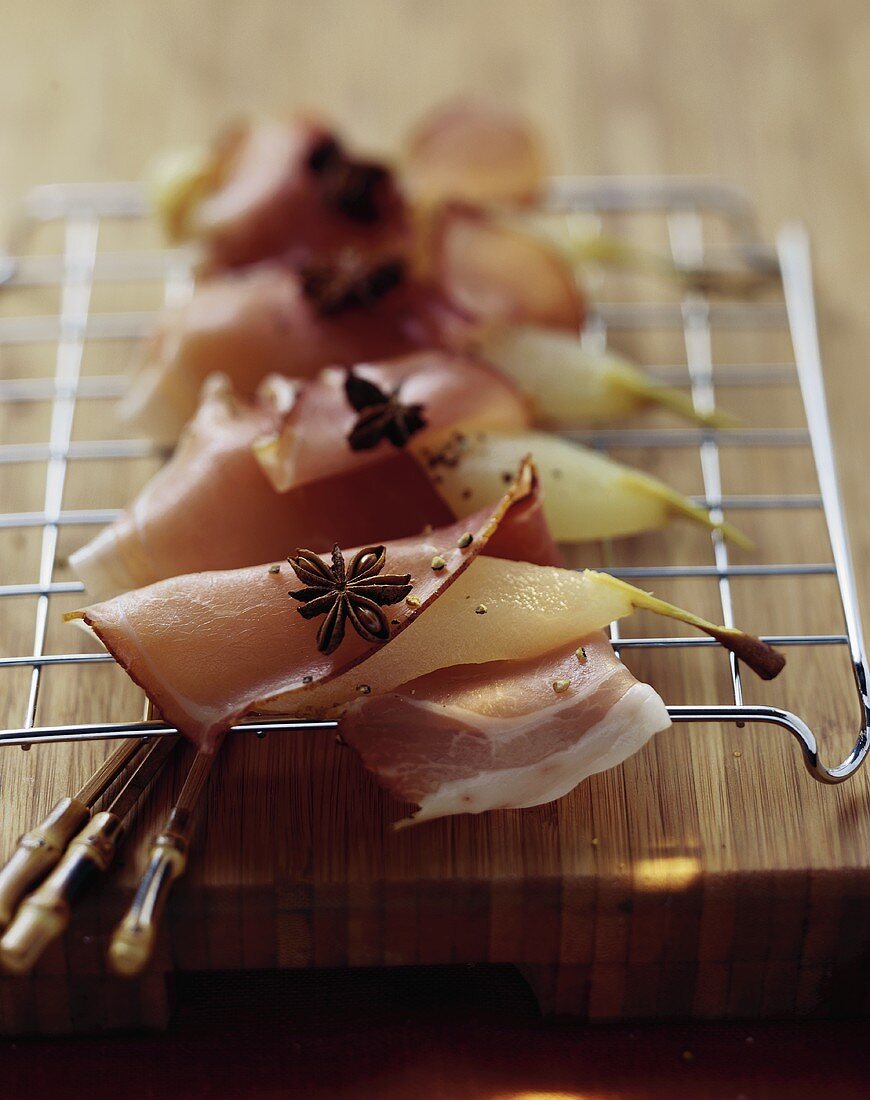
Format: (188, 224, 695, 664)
(341, 634, 670, 823)
(404, 98, 549, 206)
(71, 375, 456, 599)
(122, 264, 471, 443)
(174, 118, 407, 272)
(428, 203, 585, 333)
(255, 350, 530, 492)
(67, 463, 547, 751)
(76, 353, 533, 597)
(75, 376, 290, 596)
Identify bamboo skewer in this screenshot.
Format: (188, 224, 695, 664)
(0, 736, 178, 974)
(0, 738, 146, 932)
(108, 734, 226, 977)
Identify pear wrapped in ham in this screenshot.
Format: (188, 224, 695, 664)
(252, 351, 529, 491)
(68, 463, 783, 821)
(244, 351, 739, 547)
(81, 343, 743, 599)
(67, 463, 554, 749)
(268, 552, 782, 720)
(151, 117, 407, 273)
(76, 352, 527, 599)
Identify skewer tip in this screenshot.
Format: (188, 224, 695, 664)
(0, 797, 91, 934)
(0, 898, 65, 975)
(107, 922, 155, 978)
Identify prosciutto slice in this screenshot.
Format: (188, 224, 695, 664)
(67, 463, 551, 750)
(75, 354, 529, 598)
(158, 117, 407, 273)
(404, 98, 548, 207)
(426, 202, 585, 332)
(254, 350, 529, 492)
(341, 634, 669, 823)
(121, 264, 468, 443)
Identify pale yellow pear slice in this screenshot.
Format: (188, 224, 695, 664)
(413, 430, 750, 547)
(476, 324, 734, 428)
(148, 144, 215, 242)
(264, 556, 781, 716)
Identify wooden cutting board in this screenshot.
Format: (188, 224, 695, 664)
(0, 208, 868, 1036)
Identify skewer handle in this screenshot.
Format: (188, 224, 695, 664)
(0, 797, 90, 931)
(0, 811, 124, 974)
(108, 808, 189, 977)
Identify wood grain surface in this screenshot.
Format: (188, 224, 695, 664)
(1, 0, 869, 1042)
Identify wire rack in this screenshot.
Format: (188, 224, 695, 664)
(0, 178, 866, 785)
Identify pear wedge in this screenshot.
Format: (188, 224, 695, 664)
(414, 429, 750, 547)
(476, 324, 735, 428)
(148, 144, 215, 242)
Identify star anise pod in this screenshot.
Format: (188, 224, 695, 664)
(305, 135, 394, 223)
(288, 544, 413, 655)
(300, 256, 405, 317)
(345, 370, 427, 451)
(306, 136, 343, 175)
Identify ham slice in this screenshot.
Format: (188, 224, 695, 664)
(121, 264, 469, 443)
(67, 463, 547, 750)
(426, 203, 585, 332)
(341, 634, 670, 823)
(159, 117, 407, 272)
(254, 350, 529, 492)
(404, 98, 549, 207)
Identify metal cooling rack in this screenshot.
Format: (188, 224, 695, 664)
(0, 178, 866, 784)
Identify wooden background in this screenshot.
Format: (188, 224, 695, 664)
(1, 0, 869, 1094)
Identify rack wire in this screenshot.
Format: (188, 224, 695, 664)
(0, 178, 866, 784)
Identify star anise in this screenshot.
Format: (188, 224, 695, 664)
(300, 256, 405, 317)
(345, 370, 427, 451)
(305, 135, 394, 223)
(306, 136, 343, 175)
(288, 544, 413, 655)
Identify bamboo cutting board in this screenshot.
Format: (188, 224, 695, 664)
(0, 200, 868, 1036)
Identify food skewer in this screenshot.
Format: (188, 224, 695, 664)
(0, 737, 146, 932)
(0, 735, 178, 974)
(109, 734, 226, 977)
